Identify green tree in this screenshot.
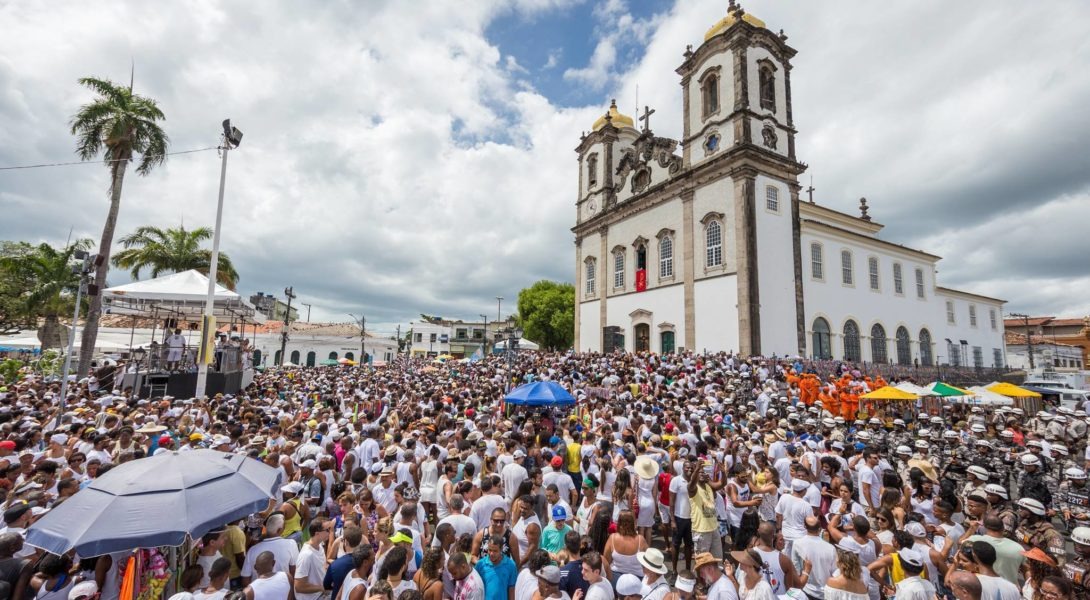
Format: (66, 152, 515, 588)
(0, 242, 37, 335)
(0, 240, 92, 350)
(70, 76, 170, 376)
(516, 280, 575, 351)
(112, 224, 239, 288)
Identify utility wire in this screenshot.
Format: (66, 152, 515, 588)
(0, 146, 219, 171)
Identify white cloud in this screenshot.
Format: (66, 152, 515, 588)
(543, 49, 561, 70)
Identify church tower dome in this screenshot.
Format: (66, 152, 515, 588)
(703, 5, 766, 41)
(591, 99, 636, 131)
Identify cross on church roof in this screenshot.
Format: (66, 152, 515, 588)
(639, 105, 655, 133)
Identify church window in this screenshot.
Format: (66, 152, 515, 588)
(972, 346, 983, 368)
(810, 243, 823, 280)
(613, 249, 625, 289)
(969, 304, 977, 327)
(893, 263, 903, 294)
(843, 320, 861, 362)
(948, 340, 960, 366)
(812, 317, 831, 360)
(635, 243, 647, 270)
(659, 235, 674, 279)
(759, 64, 776, 112)
(992, 348, 1003, 368)
(704, 133, 720, 155)
(765, 186, 779, 212)
(587, 154, 598, 188)
(946, 300, 955, 324)
(290, 350, 300, 364)
(840, 250, 853, 285)
(895, 326, 911, 366)
(989, 308, 997, 330)
(705, 221, 723, 268)
(585, 258, 596, 296)
(701, 70, 720, 118)
(868, 257, 879, 291)
(919, 329, 933, 366)
(915, 268, 925, 298)
(870, 323, 888, 364)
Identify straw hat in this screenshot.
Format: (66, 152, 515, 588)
(634, 455, 660, 480)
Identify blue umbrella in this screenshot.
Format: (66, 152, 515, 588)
(27, 449, 282, 556)
(505, 381, 576, 406)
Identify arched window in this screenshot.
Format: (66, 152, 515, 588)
(306, 351, 316, 367)
(870, 323, 888, 364)
(613, 248, 625, 289)
(585, 257, 596, 295)
(290, 350, 300, 364)
(252, 349, 262, 366)
(635, 243, 647, 271)
(919, 329, 933, 366)
(659, 235, 674, 279)
(841, 250, 854, 285)
(701, 71, 720, 118)
(843, 320, 861, 362)
(893, 263, 904, 294)
(273, 350, 282, 366)
(895, 326, 911, 365)
(759, 65, 776, 111)
(586, 153, 598, 187)
(345, 352, 354, 361)
(705, 220, 722, 268)
(810, 243, 823, 279)
(328, 351, 338, 360)
(812, 317, 831, 359)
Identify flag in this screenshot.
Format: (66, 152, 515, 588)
(469, 346, 484, 362)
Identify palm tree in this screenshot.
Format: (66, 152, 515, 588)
(0, 241, 92, 351)
(112, 225, 239, 288)
(70, 76, 169, 377)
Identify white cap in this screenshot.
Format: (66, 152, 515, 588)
(513, 449, 526, 459)
(617, 574, 645, 595)
(69, 581, 99, 600)
(281, 481, 304, 495)
(905, 522, 927, 538)
(791, 479, 810, 492)
(898, 548, 924, 567)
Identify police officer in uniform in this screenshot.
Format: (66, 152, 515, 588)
(984, 483, 1019, 537)
(971, 439, 1005, 486)
(1014, 497, 1066, 567)
(961, 465, 990, 508)
(940, 430, 970, 488)
(1018, 453, 1054, 507)
(1060, 468, 1090, 530)
(1066, 526, 1090, 600)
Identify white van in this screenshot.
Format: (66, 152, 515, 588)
(1033, 386, 1090, 411)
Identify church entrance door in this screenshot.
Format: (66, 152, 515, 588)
(634, 324, 650, 352)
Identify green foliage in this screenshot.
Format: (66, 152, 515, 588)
(70, 77, 170, 176)
(516, 280, 575, 351)
(0, 240, 91, 342)
(0, 359, 22, 385)
(111, 224, 239, 288)
(34, 350, 63, 378)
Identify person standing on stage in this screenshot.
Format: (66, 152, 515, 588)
(165, 328, 186, 372)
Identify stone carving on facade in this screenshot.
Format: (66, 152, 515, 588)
(761, 121, 778, 150)
(614, 132, 683, 196)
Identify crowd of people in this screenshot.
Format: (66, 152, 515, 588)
(0, 350, 1088, 600)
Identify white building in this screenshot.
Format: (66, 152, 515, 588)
(571, 4, 1006, 366)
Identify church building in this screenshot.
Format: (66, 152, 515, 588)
(571, 3, 1006, 367)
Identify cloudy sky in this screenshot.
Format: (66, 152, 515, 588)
(2, 0, 1089, 336)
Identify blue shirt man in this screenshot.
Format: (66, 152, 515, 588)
(475, 537, 517, 600)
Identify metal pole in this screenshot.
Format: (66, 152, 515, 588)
(496, 297, 503, 323)
(302, 303, 311, 323)
(279, 288, 294, 366)
(480, 314, 488, 356)
(55, 272, 85, 429)
(195, 140, 230, 398)
(361, 315, 366, 365)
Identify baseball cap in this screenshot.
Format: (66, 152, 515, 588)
(617, 574, 645, 595)
(905, 522, 927, 538)
(281, 481, 304, 495)
(68, 581, 99, 600)
(534, 565, 561, 584)
(898, 548, 924, 567)
(550, 456, 563, 468)
(389, 531, 414, 544)
(551, 505, 569, 521)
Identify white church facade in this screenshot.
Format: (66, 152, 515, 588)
(571, 3, 1006, 367)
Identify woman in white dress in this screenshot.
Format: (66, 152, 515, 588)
(729, 549, 778, 600)
(418, 446, 441, 519)
(633, 455, 660, 543)
(822, 541, 870, 600)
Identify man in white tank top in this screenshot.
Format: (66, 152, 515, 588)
(754, 522, 797, 595)
(245, 551, 292, 600)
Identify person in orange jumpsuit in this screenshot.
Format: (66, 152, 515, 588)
(843, 387, 859, 421)
(825, 387, 840, 417)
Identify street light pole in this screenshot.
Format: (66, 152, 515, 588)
(349, 313, 366, 365)
(279, 287, 295, 366)
(195, 120, 242, 398)
(480, 314, 488, 356)
(55, 251, 93, 429)
(302, 303, 312, 323)
(496, 297, 503, 323)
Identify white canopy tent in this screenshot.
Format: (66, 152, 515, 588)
(894, 382, 937, 397)
(0, 335, 131, 351)
(493, 338, 540, 352)
(102, 270, 264, 323)
(967, 386, 1015, 406)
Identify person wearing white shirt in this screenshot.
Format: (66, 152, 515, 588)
(791, 517, 837, 600)
(241, 515, 299, 584)
(501, 451, 529, 503)
(891, 549, 935, 600)
(776, 480, 814, 556)
(293, 519, 331, 600)
(857, 451, 882, 510)
(695, 552, 739, 600)
(581, 552, 614, 600)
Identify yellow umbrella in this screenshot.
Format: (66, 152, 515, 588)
(987, 382, 1042, 398)
(860, 386, 918, 401)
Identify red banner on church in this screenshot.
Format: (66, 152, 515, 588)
(635, 269, 647, 292)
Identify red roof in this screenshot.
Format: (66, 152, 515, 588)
(1003, 316, 1054, 327)
(1004, 331, 1078, 347)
